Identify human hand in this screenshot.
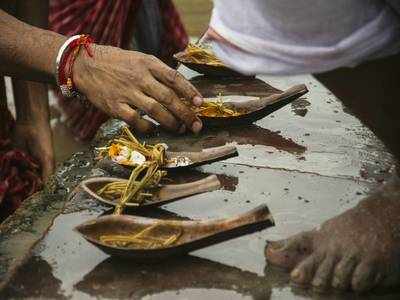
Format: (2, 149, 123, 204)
(12, 120, 55, 181)
(73, 45, 203, 134)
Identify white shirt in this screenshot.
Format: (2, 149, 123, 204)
(210, 0, 400, 75)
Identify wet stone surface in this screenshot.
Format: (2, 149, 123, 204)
(0, 68, 398, 299)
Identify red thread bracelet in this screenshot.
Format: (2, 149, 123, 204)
(56, 34, 94, 98)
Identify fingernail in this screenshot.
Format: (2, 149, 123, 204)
(192, 120, 202, 133)
(193, 96, 203, 107)
(179, 124, 186, 134)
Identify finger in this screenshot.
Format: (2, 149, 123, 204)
(116, 103, 155, 134)
(331, 254, 357, 291)
(145, 78, 202, 134)
(127, 94, 180, 132)
(148, 57, 203, 106)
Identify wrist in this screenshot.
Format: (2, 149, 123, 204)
(49, 35, 68, 82)
(55, 35, 94, 98)
(73, 43, 97, 94)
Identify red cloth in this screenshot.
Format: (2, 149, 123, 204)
(49, 0, 188, 141)
(50, 0, 136, 47)
(0, 109, 42, 221)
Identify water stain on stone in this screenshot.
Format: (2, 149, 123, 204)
(74, 256, 271, 299)
(359, 162, 392, 183)
(168, 168, 239, 192)
(291, 98, 310, 117)
(198, 125, 306, 155)
(217, 174, 239, 192)
(0, 255, 66, 299)
(341, 104, 357, 117)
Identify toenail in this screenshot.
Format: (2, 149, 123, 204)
(332, 277, 340, 288)
(291, 268, 301, 279)
(268, 241, 284, 251)
(313, 278, 324, 287)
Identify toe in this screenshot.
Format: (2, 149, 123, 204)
(311, 254, 336, 292)
(290, 254, 320, 286)
(266, 231, 314, 270)
(331, 255, 358, 291)
(351, 261, 377, 292)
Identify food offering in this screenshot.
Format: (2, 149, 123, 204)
(88, 128, 226, 214)
(99, 222, 182, 249)
(185, 84, 309, 127)
(75, 205, 274, 259)
(97, 127, 238, 169)
(185, 94, 248, 118)
(104, 162, 164, 215)
(178, 43, 224, 67)
(97, 127, 166, 168)
(75, 126, 275, 259)
(174, 43, 245, 77)
(76, 121, 273, 258)
(96, 129, 165, 214)
(81, 175, 221, 209)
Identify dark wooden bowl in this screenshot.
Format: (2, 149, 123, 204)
(81, 175, 221, 210)
(75, 204, 274, 260)
(198, 84, 308, 127)
(174, 52, 252, 77)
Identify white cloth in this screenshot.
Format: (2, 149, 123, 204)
(210, 0, 400, 75)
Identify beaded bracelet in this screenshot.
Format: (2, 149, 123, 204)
(55, 34, 94, 98)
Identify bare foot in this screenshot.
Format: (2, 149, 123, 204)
(265, 174, 400, 293)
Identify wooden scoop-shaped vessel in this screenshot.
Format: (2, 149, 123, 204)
(174, 51, 248, 77)
(199, 84, 308, 127)
(97, 145, 238, 173)
(81, 175, 221, 209)
(74, 204, 274, 260)
(164, 144, 238, 168)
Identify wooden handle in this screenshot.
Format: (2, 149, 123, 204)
(260, 84, 308, 106)
(223, 204, 274, 228)
(157, 175, 221, 201)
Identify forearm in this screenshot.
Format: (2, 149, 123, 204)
(1, 8, 204, 135)
(11, 0, 50, 123)
(0, 9, 66, 83)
